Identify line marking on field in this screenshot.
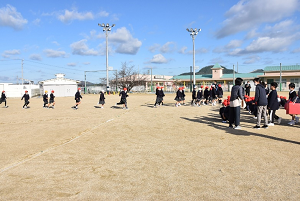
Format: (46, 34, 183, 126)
(0, 118, 114, 174)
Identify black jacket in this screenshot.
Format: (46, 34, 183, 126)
(1, 93, 6, 100)
(99, 92, 105, 101)
(204, 89, 209, 98)
(268, 90, 279, 110)
(50, 93, 55, 100)
(217, 88, 223, 96)
(75, 91, 82, 100)
(176, 90, 184, 99)
(120, 91, 128, 99)
(21, 94, 30, 102)
(43, 94, 48, 101)
(254, 84, 268, 106)
(245, 84, 251, 92)
(192, 90, 196, 99)
(230, 85, 244, 101)
(197, 90, 202, 99)
(156, 90, 165, 98)
(289, 90, 297, 102)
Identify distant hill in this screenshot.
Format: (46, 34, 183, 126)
(179, 65, 236, 76)
(250, 69, 264, 73)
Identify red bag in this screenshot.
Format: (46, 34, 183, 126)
(285, 101, 300, 114)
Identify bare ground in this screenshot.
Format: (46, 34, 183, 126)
(0, 92, 300, 200)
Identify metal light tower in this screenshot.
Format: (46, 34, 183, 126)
(98, 23, 115, 92)
(186, 28, 201, 86)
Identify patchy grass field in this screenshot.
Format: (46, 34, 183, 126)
(0, 92, 300, 200)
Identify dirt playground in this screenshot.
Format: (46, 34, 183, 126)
(0, 92, 299, 200)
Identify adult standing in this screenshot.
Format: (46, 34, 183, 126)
(228, 77, 244, 129)
(245, 81, 251, 96)
(253, 78, 268, 129)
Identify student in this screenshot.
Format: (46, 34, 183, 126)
(228, 77, 244, 129)
(191, 86, 197, 106)
(118, 87, 129, 109)
(43, 91, 49, 108)
(220, 100, 230, 123)
(268, 82, 281, 125)
(0, 91, 8, 108)
(73, 88, 82, 110)
(253, 78, 268, 129)
(196, 86, 203, 106)
(175, 87, 184, 107)
(204, 86, 209, 105)
(182, 87, 186, 105)
(245, 81, 251, 96)
(264, 82, 270, 96)
(217, 84, 223, 104)
(49, 90, 55, 109)
(98, 90, 105, 108)
(210, 85, 217, 106)
(287, 83, 299, 125)
(154, 86, 165, 107)
(21, 90, 30, 109)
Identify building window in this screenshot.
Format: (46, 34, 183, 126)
(275, 78, 287, 89)
(290, 78, 300, 88)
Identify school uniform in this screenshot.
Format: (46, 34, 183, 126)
(254, 84, 268, 127)
(50, 93, 55, 104)
(175, 90, 183, 102)
(204, 89, 209, 103)
(0, 92, 7, 106)
(289, 90, 297, 102)
(182, 89, 186, 101)
(245, 84, 251, 96)
(75, 91, 82, 103)
(117, 91, 128, 107)
(155, 90, 165, 106)
(43, 93, 48, 107)
(192, 89, 197, 104)
(21, 93, 30, 108)
(268, 90, 280, 123)
(99, 92, 105, 104)
(219, 106, 230, 121)
(217, 87, 223, 98)
(197, 89, 203, 101)
(211, 88, 217, 100)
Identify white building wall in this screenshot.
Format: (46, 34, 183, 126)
(0, 83, 40, 97)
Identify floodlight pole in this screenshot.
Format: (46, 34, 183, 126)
(186, 28, 201, 87)
(98, 23, 115, 93)
(280, 63, 282, 91)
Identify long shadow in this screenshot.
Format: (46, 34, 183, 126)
(181, 115, 300, 145)
(110, 106, 124, 110)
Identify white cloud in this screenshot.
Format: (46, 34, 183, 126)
(98, 27, 142, 55)
(225, 40, 243, 49)
(210, 57, 227, 64)
(52, 41, 60, 46)
(0, 4, 28, 30)
(178, 46, 188, 54)
(160, 42, 176, 53)
(243, 55, 260, 64)
(67, 63, 76, 66)
(83, 62, 90, 65)
(58, 9, 94, 23)
(150, 54, 168, 64)
(292, 48, 300, 53)
(32, 18, 40, 26)
(148, 43, 160, 53)
(70, 39, 98, 56)
(179, 46, 208, 55)
(43, 49, 66, 58)
(98, 11, 109, 17)
(215, 0, 299, 38)
(29, 54, 42, 61)
(2, 49, 20, 58)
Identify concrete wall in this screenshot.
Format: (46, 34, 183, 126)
(0, 83, 40, 97)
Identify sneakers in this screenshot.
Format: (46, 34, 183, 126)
(267, 123, 274, 126)
(234, 126, 242, 130)
(296, 116, 299, 123)
(253, 116, 257, 119)
(262, 125, 268, 129)
(288, 120, 295, 125)
(253, 125, 260, 129)
(228, 125, 233, 129)
(277, 117, 282, 124)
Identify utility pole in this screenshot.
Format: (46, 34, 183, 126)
(280, 63, 282, 91)
(151, 68, 153, 92)
(84, 71, 87, 94)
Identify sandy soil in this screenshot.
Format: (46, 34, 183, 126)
(0, 92, 300, 200)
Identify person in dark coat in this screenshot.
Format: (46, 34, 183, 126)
(217, 84, 223, 104)
(154, 86, 165, 107)
(117, 88, 129, 109)
(49, 90, 55, 109)
(73, 88, 82, 110)
(43, 91, 49, 108)
(245, 81, 251, 96)
(21, 90, 30, 109)
(229, 78, 244, 129)
(264, 82, 270, 96)
(204, 86, 209, 105)
(174, 87, 184, 107)
(267, 82, 281, 125)
(287, 83, 299, 125)
(182, 87, 186, 105)
(211, 85, 217, 106)
(253, 78, 268, 129)
(220, 100, 230, 123)
(98, 90, 105, 108)
(196, 86, 204, 106)
(191, 86, 197, 106)
(0, 91, 8, 108)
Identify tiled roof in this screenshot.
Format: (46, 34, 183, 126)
(221, 73, 264, 79)
(211, 63, 223, 69)
(264, 65, 300, 72)
(171, 74, 212, 80)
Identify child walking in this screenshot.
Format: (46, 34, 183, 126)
(217, 84, 223, 104)
(73, 88, 82, 110)
(196, 86, 203, 106)
(49, 90, 55, 108)
(268, 82, 281, 126)
(253, 78, 268, 129)
(191, 86, 197, 106)
(154, 86, 165, 107)
(99, 90, 105, 108)
(0, 91, 8, 108)
(117, 88, 129, 109)
(204, 86, 209, 105)
(21, 90, 30, 109)
(43, 91, 49, 108)
(174, 87, 184, 107)
(287, 83, 299, 125)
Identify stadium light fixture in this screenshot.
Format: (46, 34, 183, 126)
(186, 27, 201, 86)
(98, 23, 115, 93)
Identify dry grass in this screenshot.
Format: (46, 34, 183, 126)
(0, 92, 300, 200)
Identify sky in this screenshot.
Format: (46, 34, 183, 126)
(0, 0, 300, 84)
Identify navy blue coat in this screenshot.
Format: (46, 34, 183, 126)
(254, 84, 268, 106)
(268, 90, 279, 110)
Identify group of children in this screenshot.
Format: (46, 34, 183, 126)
(42, 90, 56, 109)
(219, 78, 300, 129)
(190, 84, 224, 107)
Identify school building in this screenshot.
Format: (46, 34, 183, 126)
(171, 64, 300, 91)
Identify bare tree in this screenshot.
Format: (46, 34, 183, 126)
(110, 62, 147, 92)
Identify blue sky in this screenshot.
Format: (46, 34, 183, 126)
(0, 0, 300, 83)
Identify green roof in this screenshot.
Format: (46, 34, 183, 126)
(171, 74, 212, 80)
(221, 73, 263, 79)
(264, 65, 300, 72)
(211, 63, 222, 69)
